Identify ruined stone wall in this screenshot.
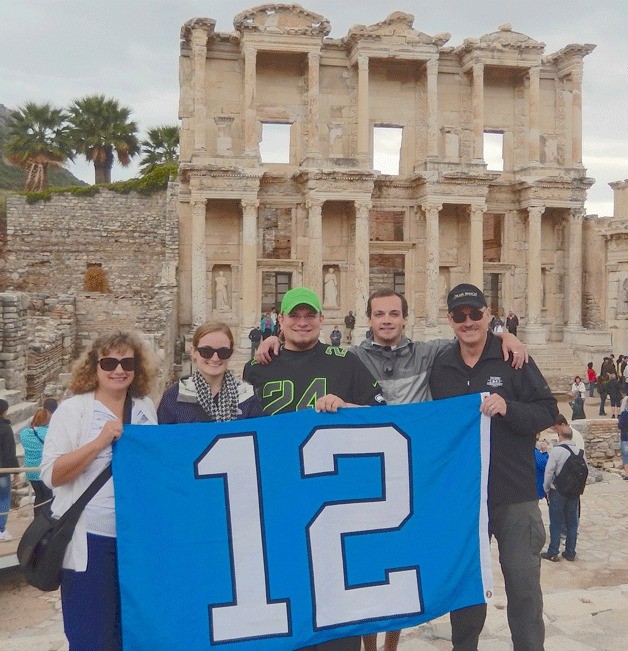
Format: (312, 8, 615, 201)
(0, 293, 29, 394)
(582, 218, 607, 328)
(26, 294, 77, 399)
(2, 186, 179, 393)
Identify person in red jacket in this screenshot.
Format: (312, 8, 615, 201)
(586, 362, 597, 398)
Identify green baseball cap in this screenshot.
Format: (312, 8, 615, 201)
(280, 287, 322, 314)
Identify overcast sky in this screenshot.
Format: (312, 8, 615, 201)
(1, 0, 626, 216)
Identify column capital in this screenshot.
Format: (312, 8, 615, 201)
(191, 27, 209, 48)
(467, 203, 487, 217)
(421, 202, 442, 216)
(243, 44, 257, 59)
(308, 51, 321, 64)
(426, 57, 439, 74)
(241, 199, 259, 212)
(306, 199, 323, 212)
(358, 54, 369, 71)
(527, 205, 545, 219)
(190, 197, 208, 209)
(472, 61, 484, 77)
(569, 207, 585, 222)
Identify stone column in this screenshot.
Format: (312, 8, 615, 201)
(469, 204, 485, 288)
(528, 65, 541, 165)
(357, 55, 370, 162)
(526, 205, 544, 327)
(472, 63, 484, 163)
(307, 51, 321, 159)
(426, 58, 439, 159)
(566, 208, 583, 328)
(423, 203, 442, 327)
(571, 69, 583, 166)
(243, 45, 258, 156)
(191, 27, 208, 154)
(304, 201, 323, 296)
(562, 77, 573, 166)
(191, 199, 208, 326)
(241, 200, 259, 327)
(354, 202, 371, 328)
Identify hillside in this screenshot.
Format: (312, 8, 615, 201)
(0, 103, 86, 190)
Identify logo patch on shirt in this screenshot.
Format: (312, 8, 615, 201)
(487, 376, 503, 388)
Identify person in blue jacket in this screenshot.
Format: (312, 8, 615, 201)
(158, 321, 262, 423)
(19, 406, 55, 515)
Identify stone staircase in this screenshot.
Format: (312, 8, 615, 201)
(526, 344, 587, 394)
(0, 378, 38, 465)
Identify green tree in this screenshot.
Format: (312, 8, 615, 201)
(67, 94, 139, 184)
(139, 125, 179, 175)
(4, 102, 73, 192)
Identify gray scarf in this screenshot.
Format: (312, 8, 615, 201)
(192, 370, 240, 422)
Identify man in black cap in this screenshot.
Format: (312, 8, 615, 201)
(429, 283, 558, 651)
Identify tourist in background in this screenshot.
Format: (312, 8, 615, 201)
(542, 418, 585, 562)
(260, 312, 274, 340)
(248, 325, 263, 358)
(19, 407, 54, 516)
(535, 439, 550, 501)
(570, 376, 587, 420)
(586, 362, 597, 398)
(606, 373, 622, 419)
(505, 310, 519, 336)
(330, 325, 342, 347)
(618, 396, 628, 480)
(597, 372, 609, 416)
(158, 321, 262, 424)
(344, 310, 356, 344)
(41, 332, 159, 650)
(0, 398, 18, 542)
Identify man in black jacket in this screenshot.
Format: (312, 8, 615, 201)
(429, 284, 558, 651)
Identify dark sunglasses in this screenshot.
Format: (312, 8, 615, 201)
(450, 307, 485, 324)
(196, 346, 233, 360)
(99, 357, 136, 372)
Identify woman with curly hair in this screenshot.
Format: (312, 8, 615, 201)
(41, 332, 159, 650)
(158, 321, 262, 424)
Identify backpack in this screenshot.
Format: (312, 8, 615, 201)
(553, 444, 588, 498)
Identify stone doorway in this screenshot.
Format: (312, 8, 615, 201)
(261, 271, 292, 314)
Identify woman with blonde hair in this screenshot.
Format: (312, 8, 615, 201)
(41, 331, 159, 650)
(158, 321, 262, 423)
(19, 407, 54, 515)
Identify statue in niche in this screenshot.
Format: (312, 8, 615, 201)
(324, 267, 338, 307)
(618, 277, 628, 314)
(215, 271, 229, 310)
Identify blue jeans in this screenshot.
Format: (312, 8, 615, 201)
(588, 382, 595, 397)
(0, 475, 11, 532)
(547, 489, 579, 557)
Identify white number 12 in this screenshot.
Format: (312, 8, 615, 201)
(195, 425, 421, 643)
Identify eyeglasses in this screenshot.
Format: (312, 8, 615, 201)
(196, 346, 233, 360)
(450, 307, 485, 324)
(98, 357, 136, 372)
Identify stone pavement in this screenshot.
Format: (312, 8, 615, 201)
(1, 475, 626, 650)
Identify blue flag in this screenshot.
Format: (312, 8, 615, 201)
(114, 393, 492, 650)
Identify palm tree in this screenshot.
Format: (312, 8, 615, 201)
(67, 94, 139, 184)
(139, 125, 179, 175)
(4, 102, 73, 192)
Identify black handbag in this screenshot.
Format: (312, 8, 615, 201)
(17, 393, 132, 591)
(17, 465, 112, 591)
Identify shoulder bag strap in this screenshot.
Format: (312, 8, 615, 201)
(32, 428, 45, 445)
(58, 392, 133, 526)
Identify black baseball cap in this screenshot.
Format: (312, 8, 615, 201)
(447, 283, 488, 311)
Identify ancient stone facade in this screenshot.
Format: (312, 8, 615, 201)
(0, 187, 179, 398)
(177, 4, 604, 352)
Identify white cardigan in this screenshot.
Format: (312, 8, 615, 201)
(40, 392, 157, 571)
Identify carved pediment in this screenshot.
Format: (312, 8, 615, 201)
(346, 12, 449, 47)
(233, 4, 331, 37)
(457, 24, 545, 55)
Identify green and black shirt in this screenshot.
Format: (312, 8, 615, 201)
(243, 342, 386, 415)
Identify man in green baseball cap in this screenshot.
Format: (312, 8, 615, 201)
(243, 285, 385, 650)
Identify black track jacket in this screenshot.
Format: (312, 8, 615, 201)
(429, 333, 558, 508)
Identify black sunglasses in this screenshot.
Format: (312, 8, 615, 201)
(196, 346, 233, 360)
(450, 307, 485, 324)
(99, 357, 136, 372)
